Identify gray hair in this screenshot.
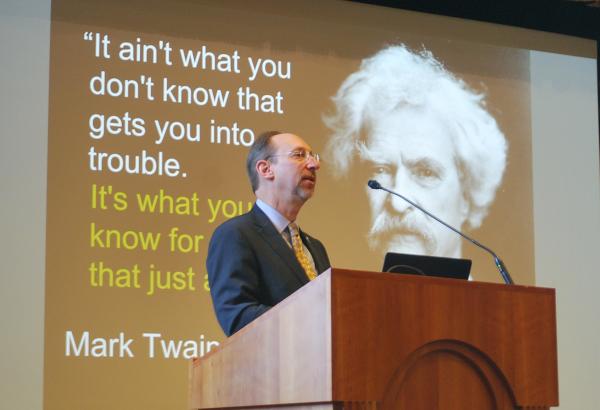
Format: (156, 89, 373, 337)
(246, 130, 282, 192)
(323, 45, 507, 229)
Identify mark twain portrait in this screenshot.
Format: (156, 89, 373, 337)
(324, 45, 507, 259)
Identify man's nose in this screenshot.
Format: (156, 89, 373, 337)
(388, 170, 412, 214)
(306, 155, 320, 170)
(389, 194, 412, 215)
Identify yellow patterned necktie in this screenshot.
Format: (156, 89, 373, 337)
(288, 222, 317, 280)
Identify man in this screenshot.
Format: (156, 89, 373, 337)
(207, 131, 330, 336)
(324, 45, 507, 259)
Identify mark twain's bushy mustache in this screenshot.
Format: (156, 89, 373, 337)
(367, 210, 436, 254)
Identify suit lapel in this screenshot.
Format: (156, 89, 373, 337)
(251, 206, 309, 284)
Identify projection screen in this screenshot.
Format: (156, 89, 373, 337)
(1, 0, 598, 409)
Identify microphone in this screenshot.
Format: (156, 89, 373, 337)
(367, 180, 382, 189)
(367, 179, 514, 285)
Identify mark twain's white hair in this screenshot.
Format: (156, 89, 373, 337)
(323, 45, 508, 229)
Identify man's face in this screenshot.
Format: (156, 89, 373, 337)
(362, 108, 469, 257)
(269, 133, 320, 203)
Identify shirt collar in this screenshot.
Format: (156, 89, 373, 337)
(256, 199, 292, 234)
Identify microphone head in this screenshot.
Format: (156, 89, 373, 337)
(367, 180, 381, 190)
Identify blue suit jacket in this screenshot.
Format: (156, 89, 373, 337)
(206, 205, 330, 336)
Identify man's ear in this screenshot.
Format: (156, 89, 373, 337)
(256, 159, 274, 180)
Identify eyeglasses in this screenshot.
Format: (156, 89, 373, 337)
(268, 150, 320, 163)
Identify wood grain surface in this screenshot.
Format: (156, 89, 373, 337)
(190, 269, 558, 409)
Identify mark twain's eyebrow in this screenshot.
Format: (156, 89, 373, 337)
(407, 157, 443, 167)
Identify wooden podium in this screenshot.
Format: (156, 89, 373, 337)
(189, 269, 558, 409)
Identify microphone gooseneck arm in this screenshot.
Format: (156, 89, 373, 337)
(367, 180, 514, 285)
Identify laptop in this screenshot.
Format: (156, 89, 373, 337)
(382, 252, 471, 280)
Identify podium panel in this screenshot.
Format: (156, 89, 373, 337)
(190, 269, 558, 409)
